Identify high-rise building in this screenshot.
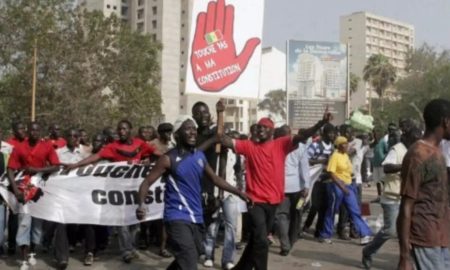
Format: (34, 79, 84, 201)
(340, 11, 414, 110)
(80, 0, 122, 17)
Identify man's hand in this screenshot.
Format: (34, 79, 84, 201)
(136, 205, 147, 220)
(191, 0, 260, 91)
(23, 167, 38, 175)
(216, 99, 225, 113)
(322, 105, 333, 123)
(300, 188, 309, 198)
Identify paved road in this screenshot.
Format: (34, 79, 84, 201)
(0, 186, 400, 270)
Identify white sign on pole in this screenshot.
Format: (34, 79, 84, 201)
(185, 0, 264, 98)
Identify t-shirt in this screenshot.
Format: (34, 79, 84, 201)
(401, 140, 449, 248)
(8, 139, 60, 170)
(349, 138, 368, 184)
(373, 138, 388, 167)
(381, 142, 407, 203)
(196, 126, 221, 195)
(98, 138, 155, 163)
(7, 137, 24, 148)
(163, 148, 206, 224)
(234, 136, 294, 204)
(56, 146, 83, 164)
(327, 151, 352, 185)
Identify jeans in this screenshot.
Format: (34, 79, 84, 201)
(320, 183, 372, 239)
(204, 195, 239, 267)
(117, 225, 136, 257)
(233, 203, 277, 270)
(166, 221, 204, 270)
(363, 203, 399, 258)
(276, 192, 301, 252)
(412, 246, 450, 270)
(16, 214, 42, 247)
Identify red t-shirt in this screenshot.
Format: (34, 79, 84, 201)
(98, 138, 156, 162)
(7, 137, 25, 148)
(235, 136, 294, 204)
(8, 139, 60, 170)
(47, 138, 67, 149)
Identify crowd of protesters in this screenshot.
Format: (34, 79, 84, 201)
(0, 98, 449, 270)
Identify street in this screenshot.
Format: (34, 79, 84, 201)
(0, 186, 399, 270)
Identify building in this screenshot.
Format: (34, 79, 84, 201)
(80, 0, 122, 17)
(340, 11, 414, 111)
(258, 47, 286, 126)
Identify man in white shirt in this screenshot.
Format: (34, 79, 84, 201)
(362, 127, 421, 269)
(275, 125, 311, 256)
(46, 128, 83, 269)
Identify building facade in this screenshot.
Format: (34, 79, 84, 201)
(340, 12, 414, 111)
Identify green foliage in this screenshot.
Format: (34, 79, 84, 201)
(0, 0, 162, 134)
(372, 44, 450, 131)
(350, 72, 360, 94)
(257, 89, 287, 120)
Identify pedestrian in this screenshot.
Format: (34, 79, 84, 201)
(47, 124, 67, 149)
(397, 99, 450, 270)
(303, 123, 335, 238)
(66, 120, 161, 263)
(7, 122, 61, 270)
(219, 111, 332, 270)
(362, 127, 421, 269)
(136, 115, 249, 270)
(275, 125, 311, 256)
(319, 136, 372, 245)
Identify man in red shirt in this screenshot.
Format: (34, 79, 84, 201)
(66, 119, 161, 263)
(7, 122, 60, 270)
(221, 113, 331, 270)
(47, 124, 67, 149)
(7, 121, 27, 148)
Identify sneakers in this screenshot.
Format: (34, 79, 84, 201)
(223, 262, 235, 270)
(203, 259, 214, 267)
(319, 238, 332, 244)
(20, 261, 30, 270)
(28, 253, 37, 266)
(84, 252, 94, 266)
(279, 249, 289, 256)
(360, 236, 372, 245)
(123, 250, 139, 263)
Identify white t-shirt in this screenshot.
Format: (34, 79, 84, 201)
(440, 140, 450, 168)
(349, 138, 368, 184)
(284, 143, 310, 193)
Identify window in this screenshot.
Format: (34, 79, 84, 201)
(121, 6, 128, 16)
(137, 22, 144, 32)
(138, 0, 144, 6)
(152, 20, 157, 29)
(113, 5, 117, 10)
(151, 34, 157, 41)
(106, 4, 110, 8)
(152, 6, 157, 15)
(239, 100, 243, 104)
(348, 27, 352, 31)
(137, 9, 144, 19)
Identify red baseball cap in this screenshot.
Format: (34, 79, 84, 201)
(257, 117, 274, 129)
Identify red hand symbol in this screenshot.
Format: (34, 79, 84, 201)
(191, 0, 261, 92)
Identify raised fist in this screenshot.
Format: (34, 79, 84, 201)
(191, 0, 261, 92)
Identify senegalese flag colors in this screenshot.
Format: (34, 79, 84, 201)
(205, 30, 223, 45)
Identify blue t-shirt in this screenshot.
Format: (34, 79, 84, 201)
(163, 148, 206, 224)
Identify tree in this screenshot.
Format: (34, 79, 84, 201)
(363, 54, 397, 113)
(0, 0, 162, 133)
(350, 72, 360, 94)
(257, 89, 287, 120)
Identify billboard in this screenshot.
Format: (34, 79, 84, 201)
(185, 0, 264, 98)
(287, 40, 348, 128)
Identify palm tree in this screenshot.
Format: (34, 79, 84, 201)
(350, 72, 360, 94)
(363, 54, 397, 114)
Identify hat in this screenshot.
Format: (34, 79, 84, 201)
(334, 136, 348, 146)
(257, 117, 274, 129)
(157, 122, 173, 133)
(173, 115, 198, 133)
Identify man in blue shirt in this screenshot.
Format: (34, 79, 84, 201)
(136, 116, 248, 270)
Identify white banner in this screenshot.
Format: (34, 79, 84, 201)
(0, 162, 164, 226)
(185, 0, 264, 98)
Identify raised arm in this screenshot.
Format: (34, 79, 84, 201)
(136, 155, 170, 220)
(293, 109, 332, 146)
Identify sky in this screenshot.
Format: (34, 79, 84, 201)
(263, 0, 450, 51)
